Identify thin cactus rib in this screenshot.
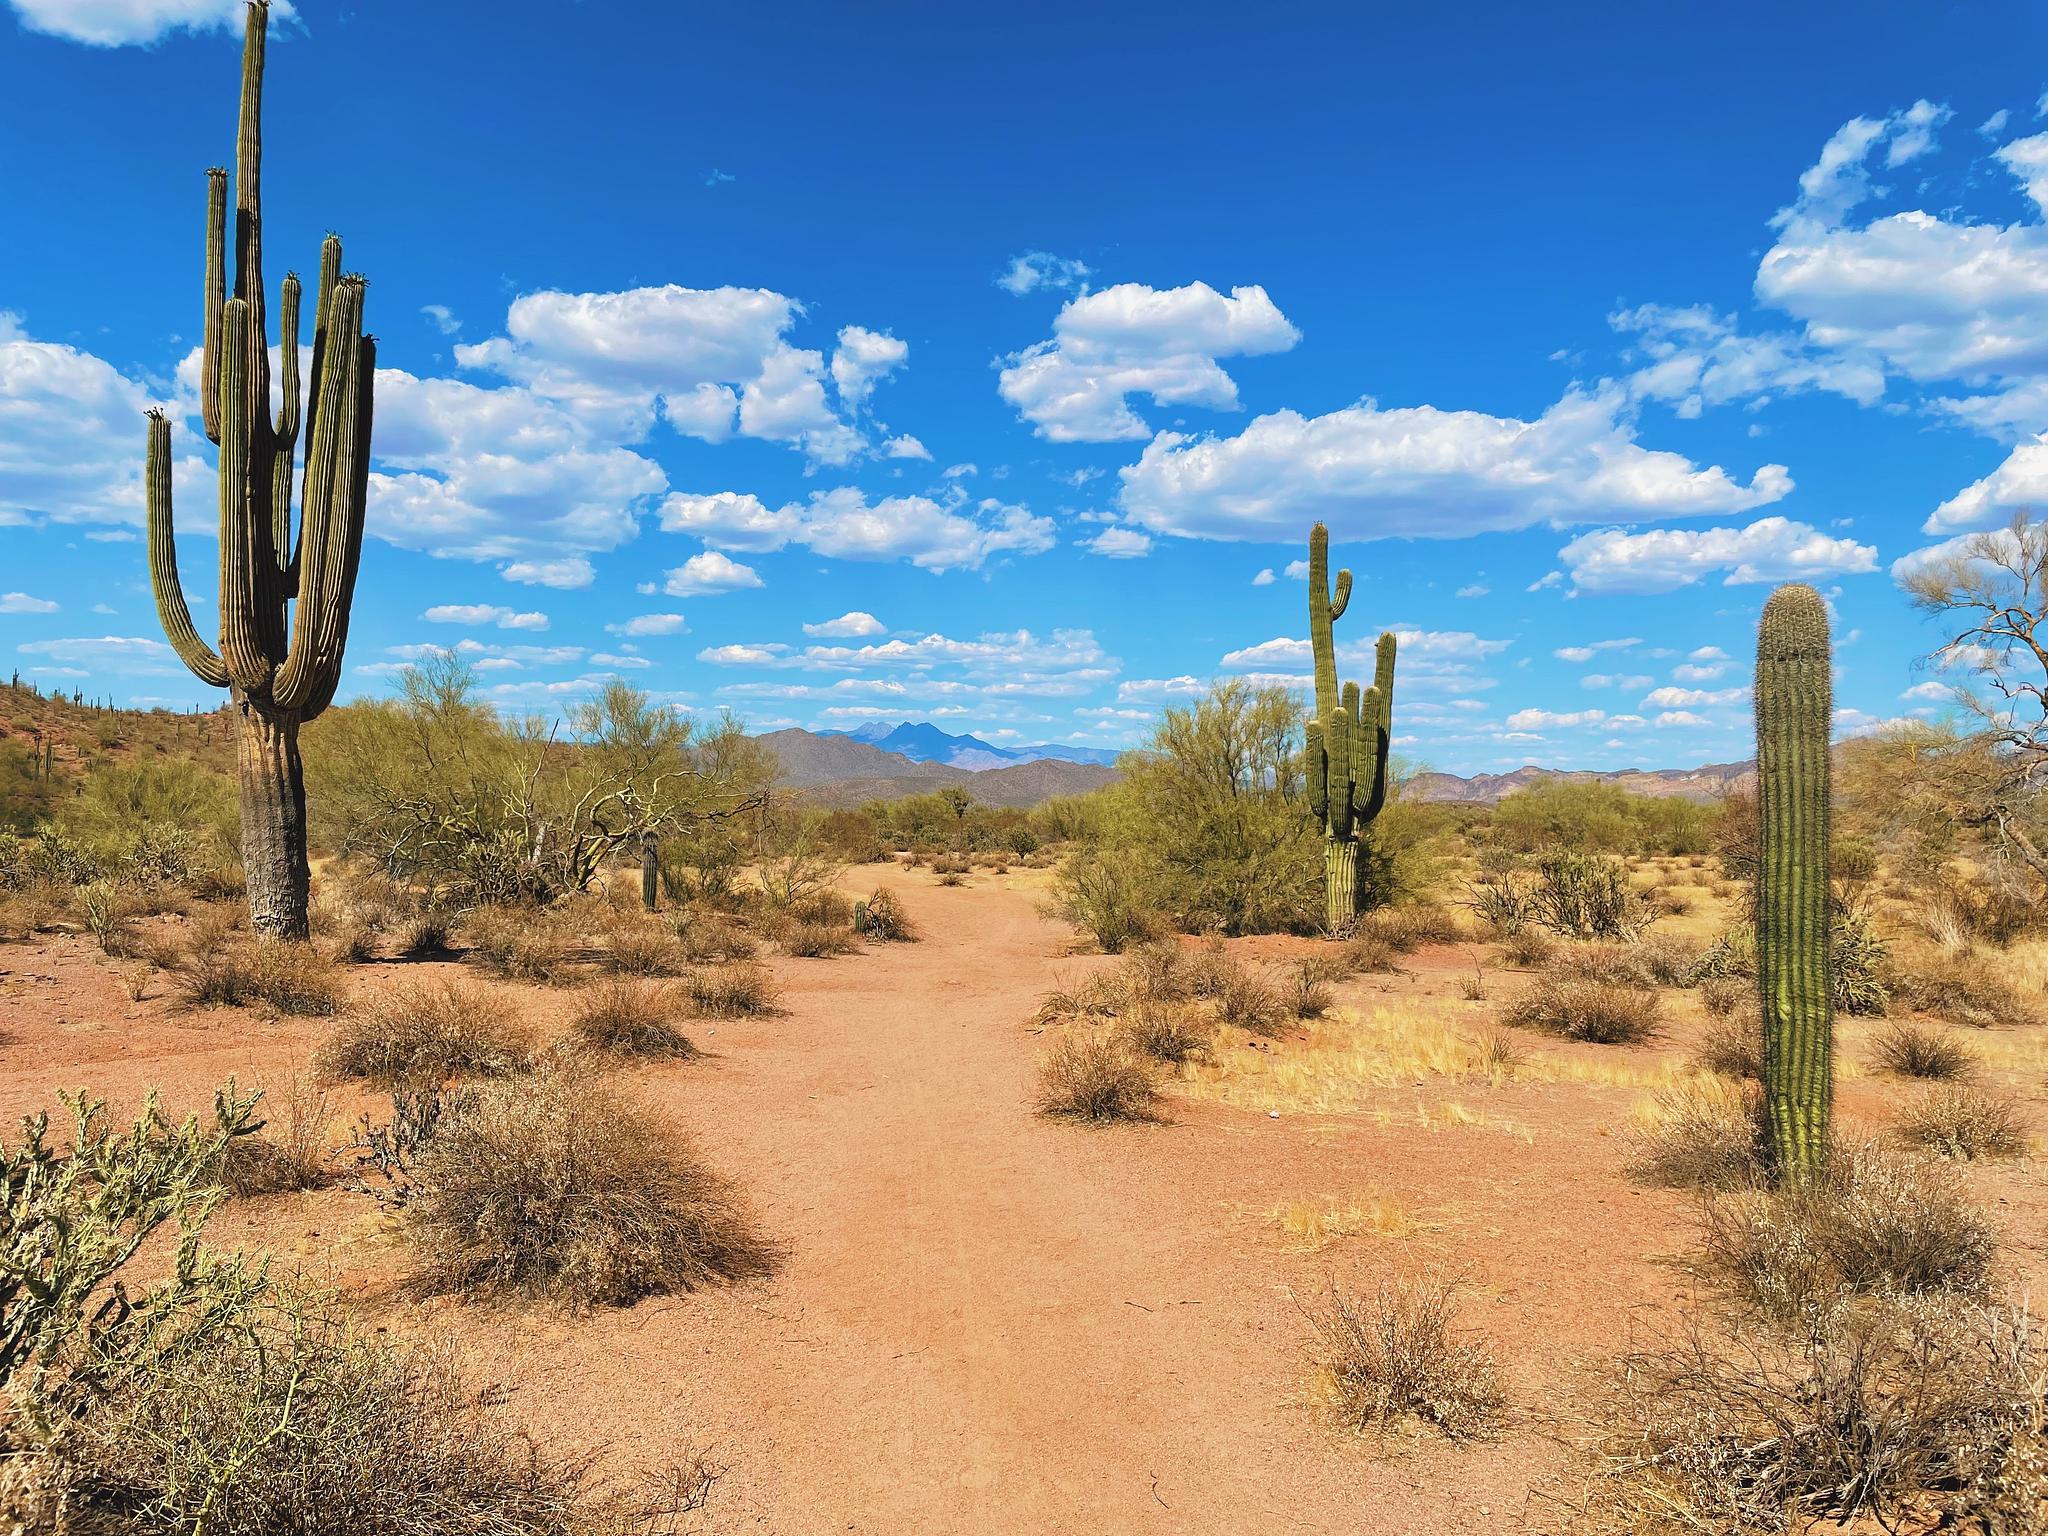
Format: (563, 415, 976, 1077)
(1755, 582, 1833, 1182)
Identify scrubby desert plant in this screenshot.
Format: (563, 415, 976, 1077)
(316, 979, 532, 1088)
(1701, 1142, 1997, 1322)
(782, 919, 857, 958)
(1504, 977, 1662, 1045)
(601, 918, 688, 977)
(1694, 1013, 1763, 1080)
(1360, 902, 1462, 953)
(1893, 949, 2047, 1029)
(404, 1065, 777, 1308)
(685, 961, 780, 1019)
(1532, 850, 1649, 940)
(1217, 965, 1287, 1037)
(1894, 1084, 2028, 1161)
(1121, 1003, 1209, 1064)
(215, 1076, 333, 1196)
(1288, 960, 1337, 1019)
(669, 910, 758, 963)
(1698, 974, 1748, 1017)
(1303, 1276, 1504, 1441)
(1871, 1019, 1978, 1080)
(461, 905, 581, 986)
(1048, 849, 1155, 954)
(1037, 1033, 1159, 1122)
(858, 887, 916, 941)
(1628, 1078, 1765, 1191)
(570, 979, 697, 1060)
(178, 937, 345, 1016)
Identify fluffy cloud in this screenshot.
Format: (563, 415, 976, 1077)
(0, 314, 181, 529)
(421, 604, 549, 630)
(1611, 303, 1884, 415)
(1924, 437, 2048, 533)
(802, 611, 886, 638)
(998, 252, 1092, 297)
(455, 284, 899, 465)
(1506, 707, 1606, 730)
(17, 635, 180, 674)
(606, 614, 688, 637)
(999, 281, 1300, 442)
(7, 0, 292, 45)
(499, 557, 595, 589)
(662, 550, 763, 596)
(1216, 628, 1510, 698)
(0, 592, 58, 614)
(659, 487, 1055, 573)
(1118, 386, 1790, 542)
(1554, 638, 1640, 662)
(705, 628, 1116, 701)
(1557, 517, 1878, 593)
(1083, 526, 1153, 558)
(1643, 685, 1746, 708)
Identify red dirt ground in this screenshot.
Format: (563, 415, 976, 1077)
(5, 870, 2044, 1534)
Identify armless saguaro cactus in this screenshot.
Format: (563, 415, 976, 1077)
(1303, 523, 1398, 932)
(146, 0, 373, 940)
(1755, 584, 1833, 1182)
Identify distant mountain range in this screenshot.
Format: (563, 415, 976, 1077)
(822, 720, 1123, 769)
(1407, 760, 1755, 805)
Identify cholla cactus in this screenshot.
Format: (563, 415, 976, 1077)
(145, 0, 372, 939)
(1755, 583, 1833, 1181)
(1304, 524, 1397, 931)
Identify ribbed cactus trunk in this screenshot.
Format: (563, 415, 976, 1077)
(1304, 524, 1397, 932)
(641, 836, 659, 912)
(144, 1, 372, 940)
(1755, 584, 1833, 1183)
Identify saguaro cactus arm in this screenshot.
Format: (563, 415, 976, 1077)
(1309, 522, 1352, 723)
(145, 411, 230, 689)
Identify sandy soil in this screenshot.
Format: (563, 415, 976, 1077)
(5, 867, 2045, 1534)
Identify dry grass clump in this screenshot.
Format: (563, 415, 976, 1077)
(601, 918, 689, 977)
(1216, 965, 1288, 1038)
(1272, 1194, 1418, 1248)
(178, 938, 345, 1016)
(397, 908, 458, 958)
(1870, 1018, 1979, 1081)
(1288, 957, 1343, 1018)
(1701, 1143, 1997, 1323)
(215, 1078, 333, 1196)
(781, 919, 857, 958)
(1494, 928, 1555, 970)
(1893, 949, 2047, 1029)
(1037, 1033, 1160, 1122)
(569, 979, 698, 1060)
(1503, 977, 1662, 1045)
(670, 911, 758, 963)
(1360, 903, 1463, 953)
(1693, 1012, 1763, 1080)
(1036, 968, 1126, 1023)
(858, 887, 916, 941)
(1552, 942, 1664, 990)
(1121, 1002, 1210, 1064)
(1697, 974, 1749, 1017)
(461, 906, 581, 985)
(1122, 940, 1194, 1004)
(316, 978, 533, 1089)
(684, 961, 780, 1019)
(405, 1065, 777, 1308)
(30, 1299, 720, 1536)
(1893, 1084, 2028, 1161)
(1597, 1295, 2048, 1536)
(1345, 934, 1402, 974)
(1627, 1078, 1765, 1192)
(1303, 1276, 1505, 1441)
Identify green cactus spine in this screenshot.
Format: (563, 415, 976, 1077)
(1755, 583, 1833, 1182)
(1304, 524, 1397, 932)
(146, 0, 373, 940)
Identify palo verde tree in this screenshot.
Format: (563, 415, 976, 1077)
(146, 0, 373, 939)
(1304, 523, 1397, 931)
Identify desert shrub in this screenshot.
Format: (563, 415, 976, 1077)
(1504, 977, 1662, 1044)
(1303, 1276, 1505, 1440)
(1288, 960, 1336, 1019)
(782, 919, 857, 958)
(600, 917, 688, 977)
(1360, 901, 1462, 953)
(1344, 934, 1400, 974)
(1494, 927, 1555, 970)
(397, 907, 458, 958)
(1037, 1033, 1159, 1122)
(1701, 1143, 1997, 1322)
(1552, 942, 1663, 990)
(1692, 926, 1757, 982)
(216, 1078, 333, 1196)
(569, 979, 697, 1060)
(179, 938, 345, 1016)
(1121, 1002, 1209, 1064)
(1893, 949, 2047, 1029)
(316, 979, 532, 1088)
(77, 880, 138, 957)
(1466, 874, 1536, 936)
(1639, 933, 1704, 987)
(1217, 965, 1286, 1037)
(1599, 1295, 2048, 1536)
(1048, 848, 1156, 954)
(461, 905, 581, 986)
(34, 1291, 721, 1535)
(1121, 940, 1193, 1004)
(1035, 969, 1125, 1024)
(858, 887, 916, 942)
(669, 909, 758, 963)
(1694, 1013, 1763, 1080)
(1628, 1078, 1765, 1191)
(1697, 974, 1749, 1017)
(1186, 937, 1237, 997)
(1894, 1084, 2028, 1161)
(1486, 779, 1713, 858)
(405, 1066, 776, 1307)
(685, 961, 779, 1019)
(1871, 1019, 1978, 1080)
(1830, 903, 1892, 1017)
(329, 915, 381, 963)
(1531, 850, 1648, 940)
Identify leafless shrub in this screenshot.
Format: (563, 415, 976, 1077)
(1694, 1012, 1762, 1080)
(669, 911, 758, 963)
(215, 1076, 334, 1196)
(602, 919, 688, 977)
(1037, 1033, 1159, 1122)
(1894, 1084, 2028, 1161)
(1121, 1002, 1209, 1064)
(1871, 1019, 1979, 1081)
(179, 939, 346, 1017)
(316, 979, 532, 1088)
(1698, 975, 1749, 1017)
(570, 979, 698, 1060)
(684, 962, 780, 1019)
(858, 888, 916, 942)
(1504, 977, 1662, 1045)
(781, 919, 857, 958)
(1302, 1276, 1505, 1440)
(1628, 1079, 1766, 1191)
(1894, 950, 2047, 1029)
(1218, 965, 1287, 1038)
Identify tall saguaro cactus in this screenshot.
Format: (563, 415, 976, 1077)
(1304, 523, 1397, 932)
(146, 0, 373, 940)
(1755, 583, 1833, 1182)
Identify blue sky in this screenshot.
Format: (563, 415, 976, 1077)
(4, 0, 2047, 774)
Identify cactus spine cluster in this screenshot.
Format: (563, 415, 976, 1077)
(146, 0, 373, 940)
(1304, 523, 1397, 932)
(1754, 583, 1833, 1182)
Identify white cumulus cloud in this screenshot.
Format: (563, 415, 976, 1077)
(1557, 517, 1877, 593)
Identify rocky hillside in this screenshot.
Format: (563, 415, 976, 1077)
(755, 727, 1116, 808)
(1406, 760, 1755, 806)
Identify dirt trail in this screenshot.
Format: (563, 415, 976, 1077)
(493, 875, 1550, 1535)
